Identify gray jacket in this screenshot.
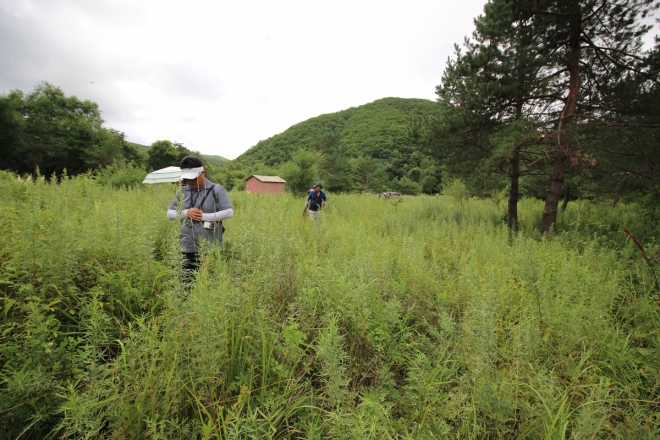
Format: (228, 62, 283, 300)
(168, 179, 233, 253)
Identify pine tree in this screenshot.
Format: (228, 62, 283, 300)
(518, 0, 659, 232)
(426, 0, 552, 229)
(421, 0, 658, 232)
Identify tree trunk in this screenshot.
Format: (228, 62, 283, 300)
(508, 141, 520, 231)
(542, 155, 568, 232)
(541, 7, 581, 234)
(561, 185, 571, 211)
(508, 103, 524, 230)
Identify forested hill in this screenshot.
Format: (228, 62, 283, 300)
(235, 97, 441, 169)
(128, 141, 230, 167)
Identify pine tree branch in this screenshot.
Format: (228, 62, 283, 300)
(584, 121, 660, 128)
(582, 1, 610, 23)
(580, 31, 660, 85)
(525, 94, 567, 103)
(537, 68, 570, 84)
(582, 41, 648, 63)
(528, 156, 551, 167)
(512, 4, 579, 17)
(613, 166, 655, 180)
(575, 102, 603, 110)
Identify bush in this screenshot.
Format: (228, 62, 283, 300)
(442, 177, 469, 205)
(396, 176, 421, 195)
(94, 161, 146, 188)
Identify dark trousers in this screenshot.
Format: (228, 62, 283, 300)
(182, 252, 199, 284)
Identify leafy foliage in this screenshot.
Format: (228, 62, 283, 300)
(128, 141, 229, 167)
(0, 83, 138, 177)
(0, 173, 174, 438)
(2, 176, 659, 438)
(279, 149, 322, 195)
(146, 140, 199, 171)
(94, 160, 149, 188)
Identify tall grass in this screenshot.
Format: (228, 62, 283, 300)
(1, 174, 658, 438)
(0, 174, 175, 438)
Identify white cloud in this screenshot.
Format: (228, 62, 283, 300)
(3, 0, 655, 159)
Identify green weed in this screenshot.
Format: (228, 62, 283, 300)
(1, 175, 659, 438)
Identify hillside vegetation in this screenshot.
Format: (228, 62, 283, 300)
(209, 98, 444, 194)
(236, 97, 440, 170)
(201, 154, 230, 167)
(1, 172, 659, 438)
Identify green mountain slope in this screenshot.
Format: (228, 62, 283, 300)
(126, 141, 150, 152)
(201, 154, 230, 167)
(235, 97, 442, 171)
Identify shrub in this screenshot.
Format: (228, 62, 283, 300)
(94, 161, 146, 188)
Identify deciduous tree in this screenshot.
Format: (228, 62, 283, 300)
(279, 149, 323, 195)
(24, 83, 106, 176)
(0, 83, 136, 177)
(146, 140, 199, 171)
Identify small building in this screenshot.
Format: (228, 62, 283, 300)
(245, 175, 286, 193)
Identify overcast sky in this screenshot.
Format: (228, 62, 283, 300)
(1, 0, 658, 160)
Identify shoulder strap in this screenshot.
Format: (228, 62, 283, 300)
(184, 186, 192, 209)
(196, 184, 216, 210)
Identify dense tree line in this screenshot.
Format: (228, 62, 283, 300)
(412, 0, 659, 233)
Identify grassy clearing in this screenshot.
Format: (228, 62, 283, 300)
(1, 175, 659, 438)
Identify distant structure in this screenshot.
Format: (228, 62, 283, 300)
(245, 175, 286, 194)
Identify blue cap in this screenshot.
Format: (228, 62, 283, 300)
(314, 182, 323, 188)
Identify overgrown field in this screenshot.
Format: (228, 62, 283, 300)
(1, 174, 659, 439)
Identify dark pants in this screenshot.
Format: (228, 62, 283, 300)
(182, 252, 199, 284)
